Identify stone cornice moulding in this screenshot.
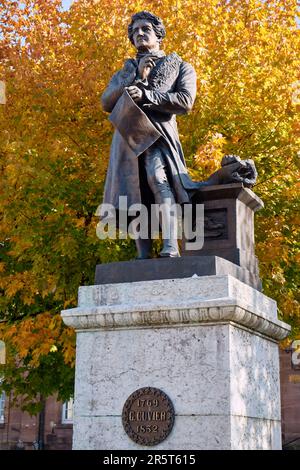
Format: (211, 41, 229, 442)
(61, 275, 290, 340)
(61, 305, 289, 340)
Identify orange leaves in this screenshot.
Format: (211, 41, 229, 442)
(257, 235, 288, 264)
(0, 312, 75, 369)
(60, 327, 76, 367)
(0, 268, 59, 304)
(1, 271, 37, 303)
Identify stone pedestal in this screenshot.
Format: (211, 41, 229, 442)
(183, 184, 263, 289)
(61, 274, 290, 450)
(95, 255, 261, 291)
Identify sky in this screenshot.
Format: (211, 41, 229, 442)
(62, 0, 73, 10)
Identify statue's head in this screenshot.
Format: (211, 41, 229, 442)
(128, 11, 166, 51)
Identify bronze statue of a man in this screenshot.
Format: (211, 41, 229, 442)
(101, 10, 201, 259)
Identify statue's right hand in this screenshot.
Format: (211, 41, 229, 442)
(138, 56, 156, 80)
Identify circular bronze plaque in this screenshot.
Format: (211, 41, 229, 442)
(122, 387, 175, 446)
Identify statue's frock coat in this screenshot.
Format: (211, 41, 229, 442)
(101, 53, 200, 210)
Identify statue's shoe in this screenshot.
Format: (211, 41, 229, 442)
(159, 249, 180, 258)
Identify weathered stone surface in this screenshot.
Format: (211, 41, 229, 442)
(62, 275, 289, 341)
(72, 415, 282, 450)
(62, 275, 290, 450)
(230, 416, 282, 450)
(71, 323, 284, 449)
(73, 415, 231, 450)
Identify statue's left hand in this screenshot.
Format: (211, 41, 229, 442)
(126, 86, 143, 103)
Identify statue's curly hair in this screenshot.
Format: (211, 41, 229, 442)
(128, 11, 166, 45)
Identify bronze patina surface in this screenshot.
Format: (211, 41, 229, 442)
(122, 387, 175, 446)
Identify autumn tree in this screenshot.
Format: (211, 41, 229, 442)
(0, 0, 299, 411)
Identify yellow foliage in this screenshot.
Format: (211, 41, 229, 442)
(194, 132, 227, 177)
(0, 0, 299, 384)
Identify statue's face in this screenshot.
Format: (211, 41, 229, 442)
(131, 19, 160, 52)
